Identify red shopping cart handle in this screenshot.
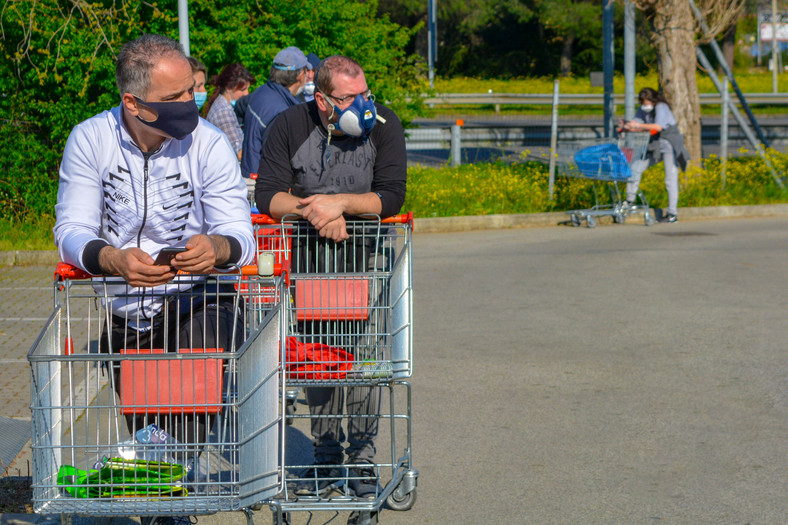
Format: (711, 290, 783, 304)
(619, 128, 659, 137)
(54, 262, 94, 281)
(384, 212, 414, 226)
(252, 212, 414, 227)
(54, 261, 290, 281)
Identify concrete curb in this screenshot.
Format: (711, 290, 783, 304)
(4, 204, 788, 266)
(414, 203, 788, 233)
(0, 251, 60, 267)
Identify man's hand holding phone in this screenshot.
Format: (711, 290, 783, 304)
(153, 247, 187, 267)
(98, 246, 177, 287)
(98, 235, 231, 286)
(167, 234, 231, 274)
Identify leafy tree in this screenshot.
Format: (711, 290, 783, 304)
(0, 0, 423, 224)
(0, 0, 170, 222)
(185, 0, 423, 124)
(533, 0, 601, 77)
(379, 0, 657, 78)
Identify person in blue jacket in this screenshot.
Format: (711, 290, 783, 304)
(240, 46, 311, 179)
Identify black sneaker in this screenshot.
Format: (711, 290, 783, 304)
(170, 518, 196, 525)
(347, 510, 379, 525)
(141, 517, 196, 525)
(661, 213, 678, 223)
(348, 466, 381, 499)
(294, 465, 344, 496)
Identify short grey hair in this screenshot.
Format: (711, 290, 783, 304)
(268, 65, 306, 87)
(116, 34, 186, 99)
(315, 55, 363, 96)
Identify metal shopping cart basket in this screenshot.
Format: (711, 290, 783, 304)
(556, 131, 654, 228)
(253, 213, 416, 525)
(28, 263, 288, 524)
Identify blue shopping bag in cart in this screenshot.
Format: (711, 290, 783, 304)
(573, 143, 632, 180)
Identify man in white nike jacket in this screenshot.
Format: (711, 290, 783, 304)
(54, 34, 254, 525)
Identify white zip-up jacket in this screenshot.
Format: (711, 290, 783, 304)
(54, 105, 255, 322)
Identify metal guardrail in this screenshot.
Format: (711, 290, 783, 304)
(422, 92, 788, 106)
(404, 119, 788, 164)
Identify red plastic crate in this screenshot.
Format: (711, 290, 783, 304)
(295, 278, 369, 321)
(119, 348, 224, 415)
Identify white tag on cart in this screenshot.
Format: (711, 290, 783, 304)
(258, 252, 275, 276)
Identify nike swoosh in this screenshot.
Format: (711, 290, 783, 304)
(162, 202, 178, 210)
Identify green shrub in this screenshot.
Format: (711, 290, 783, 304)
(403, 152, 788, 219)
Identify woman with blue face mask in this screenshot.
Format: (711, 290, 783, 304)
(619, 87, 688, 223)
(187, 57, 208, 110)
(204, 63, 255, 161)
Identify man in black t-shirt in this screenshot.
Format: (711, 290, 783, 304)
(255, 55, 406, 507)
(255, 55, 406, 241)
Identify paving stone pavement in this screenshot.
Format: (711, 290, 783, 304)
(0, 266, 53, 477)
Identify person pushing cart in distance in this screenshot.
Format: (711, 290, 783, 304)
(255, 54, 407, 524)
(53, 33, 255, 525)
(618, 87, 690, 223)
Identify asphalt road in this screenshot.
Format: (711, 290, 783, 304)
(4, 216, 788, 524)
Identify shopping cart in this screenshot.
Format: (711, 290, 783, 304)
(28, 264, 287, 524)
(556, 131, 654, 228)
(254, 214, 417, 525)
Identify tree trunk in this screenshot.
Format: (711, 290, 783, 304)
(560, 31, 575, 77)
(650, 0, 702, 163)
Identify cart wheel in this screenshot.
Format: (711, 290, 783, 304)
(272, 511, 291, 525)
(570, 214, 581, 227)
(386, 487, 417, 511)
(613, 212, 626, 224)
(586, 216, 597, 228)
(644, 211, 655, 227)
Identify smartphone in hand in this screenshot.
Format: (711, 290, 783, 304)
(153, 247, 187, 266)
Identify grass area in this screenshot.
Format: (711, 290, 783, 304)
(425, 71, 788, 117)
(432, 71, 788, 94)
(0, 216, 55, 251)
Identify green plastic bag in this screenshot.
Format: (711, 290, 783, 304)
(58, 458, 187, 498)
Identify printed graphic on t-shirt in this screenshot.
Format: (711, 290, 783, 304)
(291, 128, 376, 197)
(101, 164, 195, 243)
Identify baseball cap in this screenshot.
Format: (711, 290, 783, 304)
(273, 46, 310, 71)
(306, 53, 321, 70)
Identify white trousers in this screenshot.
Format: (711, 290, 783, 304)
(626, 149, 679, 215)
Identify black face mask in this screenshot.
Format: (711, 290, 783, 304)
(133, 96, 199, 140)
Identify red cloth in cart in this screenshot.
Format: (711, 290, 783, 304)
(286, 337, 354, 380)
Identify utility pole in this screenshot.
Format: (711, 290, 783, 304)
(772, 0, 779, 93)
(624, 1, 636, 120)
(428, 0, 437, 90)
(602, 0, 615, 137)
(178, 0, 190, 57)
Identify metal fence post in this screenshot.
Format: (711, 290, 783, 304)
(721, 79, 729, 189)
(450, 120, 463, 168)
(548, 79, 560, 199)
